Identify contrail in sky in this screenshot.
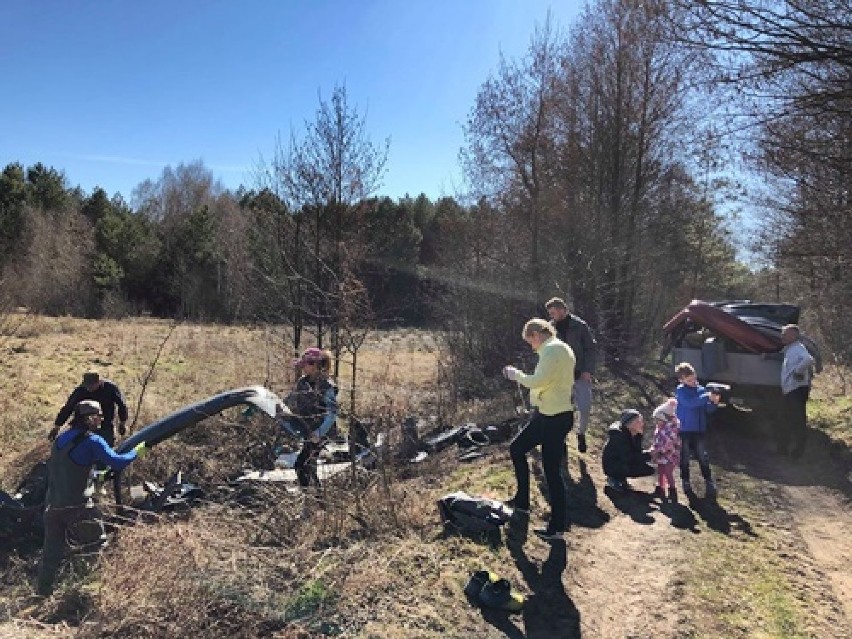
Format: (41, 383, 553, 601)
(47, 152, 248, 173)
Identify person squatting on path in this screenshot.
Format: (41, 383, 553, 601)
(50, 371, 129, 447)
(502, 318, 575, 541)
(602, 409, 655, 491)
(650, 399, 681, 503)
(545, 297, 597, 454)
(674, 362, 721, 497)
(37, 400, 146, 595)
(278, 347, 338, 489)
(779, 324, 816, 459)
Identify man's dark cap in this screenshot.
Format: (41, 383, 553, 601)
(620, 409, 642, 428)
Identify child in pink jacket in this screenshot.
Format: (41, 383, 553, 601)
(651, 398, 681, 502)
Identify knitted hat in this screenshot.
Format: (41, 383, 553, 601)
(296, 347, 328, 368)
(620, 409, 642, 428)
(652, 399, 677, 422)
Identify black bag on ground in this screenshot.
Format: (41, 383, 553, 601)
(437, 491, 512, 543)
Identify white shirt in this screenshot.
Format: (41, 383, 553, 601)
(781, 340, 815, 395)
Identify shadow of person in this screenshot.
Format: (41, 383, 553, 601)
(479, 607, 527, 639)
(507, 537, 582, 639)
(603, 486, 656, 525)
(563, 459, 610, 529)
(686, 493, 757, 537)
(506, 511, 530, 546)
(658, 499, 699, 532)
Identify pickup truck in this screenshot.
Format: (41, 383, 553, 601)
(661, 300, 821, 413)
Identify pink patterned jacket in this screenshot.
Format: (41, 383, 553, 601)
(651, 417, 681, 466)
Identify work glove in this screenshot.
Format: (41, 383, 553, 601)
(503, 366, 521, 382)
(48, 426, 60, 441)
(118, 420, 127, 436)
(133, 442, 148, 459)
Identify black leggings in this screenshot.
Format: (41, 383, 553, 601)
(509, 410, 572, 531)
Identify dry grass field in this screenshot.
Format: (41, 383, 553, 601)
(1, 317, 850, 638)
(0, 316, 442, 455)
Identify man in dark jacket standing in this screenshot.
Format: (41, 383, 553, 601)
(49, 371, 129, 446)
(546, 297, 597, 453)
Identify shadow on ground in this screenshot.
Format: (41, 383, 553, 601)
(684, 492, 757, 536)
(488, 514, 581, 639)
(710, 409, 852, 497)
(658, 498, 700, 532)
(602, 486, 656, 525)
(564, 460, 610, 529)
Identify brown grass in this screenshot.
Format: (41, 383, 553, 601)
(0, 317, 442, 486)
(2, 318, 850, 638)
(1, 316, 460, 638)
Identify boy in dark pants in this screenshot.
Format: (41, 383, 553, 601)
(674, 362, 721, 497)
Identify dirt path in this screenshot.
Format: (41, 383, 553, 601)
(550, 423, 852, 639)
(786, 484, 852, 625)
(568, 502, 684, 639)
(717, 424, 852, 634)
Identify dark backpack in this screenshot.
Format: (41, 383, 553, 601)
(437, 491, 512, 543)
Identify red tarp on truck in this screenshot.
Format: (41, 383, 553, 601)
(662, 300, 783, 354)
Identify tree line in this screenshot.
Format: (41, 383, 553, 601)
(1, 0, 848, 393)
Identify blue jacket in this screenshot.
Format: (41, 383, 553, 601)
(54, 427, 138, 470)
(675, 383, 717, 433)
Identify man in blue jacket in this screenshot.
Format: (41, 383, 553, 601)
(37, 400, 146, 595)
(674, 362, 721, 497)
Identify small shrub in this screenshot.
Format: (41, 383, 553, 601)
(284, 579, 335, 621)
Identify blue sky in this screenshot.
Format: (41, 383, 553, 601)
(0, 1, 585, 203)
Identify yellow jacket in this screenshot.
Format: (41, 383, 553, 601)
(516, 336, 576, 415)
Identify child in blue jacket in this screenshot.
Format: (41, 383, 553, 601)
(674, 362, 721, 497)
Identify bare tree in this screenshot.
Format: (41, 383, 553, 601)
(456, 0, 742, 369)
(462, 17, 565, 302)
(261, 83, 389, 371)
(9, 205, 95, 315)
(673, 0, 852, 358)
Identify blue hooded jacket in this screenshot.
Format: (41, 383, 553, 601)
(675, 383, 717, 433)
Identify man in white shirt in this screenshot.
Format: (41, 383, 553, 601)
(779, 324, 815, 459)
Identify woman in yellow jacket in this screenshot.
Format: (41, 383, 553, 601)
(503, 318, 575, 541)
